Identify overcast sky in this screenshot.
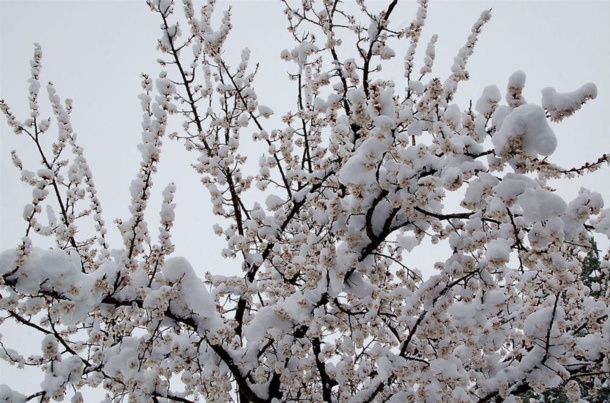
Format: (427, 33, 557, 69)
(1, 0, 609, 397)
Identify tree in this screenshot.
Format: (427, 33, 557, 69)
(518, 240, 610, 402)
(571, 242, 610, 402)
(1, 0, 609, 401)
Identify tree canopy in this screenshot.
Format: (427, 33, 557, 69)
(1, 0, 609, 402)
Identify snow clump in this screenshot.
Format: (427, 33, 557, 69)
(541, 83, 597, 122)
(491, 104, 556, 158)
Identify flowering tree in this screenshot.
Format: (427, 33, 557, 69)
(1, 0, 609, 401)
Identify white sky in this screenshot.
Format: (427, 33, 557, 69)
(1, 0, 609, 397)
